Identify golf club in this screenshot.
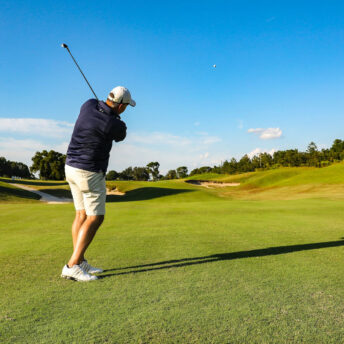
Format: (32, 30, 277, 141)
(61, 43, 99, 100)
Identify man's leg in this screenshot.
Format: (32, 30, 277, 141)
(68, 215, 104, 267)
(72, 210, 87, 259)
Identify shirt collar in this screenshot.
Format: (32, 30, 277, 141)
(98, 101, 118, 117)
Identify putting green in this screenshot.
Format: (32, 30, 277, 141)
(1, 169, 344, 343)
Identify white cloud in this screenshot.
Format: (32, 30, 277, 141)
(0, 116, 225, 174)
(200, 152, 209, 159)
(109, 144, 225, 174)
(54, 141, 69, 154)
(0, 138, 69, 167)
(0, 118, 74, 138)
(195, 131, 222, 145)
(128, 131, 221, 148)
(0, 134, 228, 175)
(0, 138, 46, 166)
(109, 131, 225, 173)
(0, 138, 46, 152)
(248, 127, 282, 140)
(129, 132, 192, 146)
(202, 136, 221, 145)
(247, 148, 276, 159)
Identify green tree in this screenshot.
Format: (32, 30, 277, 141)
(176, 166, 188, 179)
(189, 168, 200, 176)
(119, 167, 134, 180)
(307, 142, 318, 154)
(0, 157, 32, 178)
(190, 166, 212, 176)
(106, 170, 119, 180)
(330, 139, 344, 160)
(133, 167, 149, 181)
(228, 158, 238, 174)
(165, 169, 177, 180)
(238, 155, 253, 172)
(146, 162, 160, 181)
(331, 139, 344, 153)
(30, 150, 66, 180)
(0, 157, 7, 176)
(306, 142, 320, 167)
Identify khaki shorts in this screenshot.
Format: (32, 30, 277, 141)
(65, 164, 106, 216)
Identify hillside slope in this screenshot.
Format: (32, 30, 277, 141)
(186, 163, 344, 200)
(2, 163, 344, 203)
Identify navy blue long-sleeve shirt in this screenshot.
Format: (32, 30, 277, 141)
(66, 99, 127, 173)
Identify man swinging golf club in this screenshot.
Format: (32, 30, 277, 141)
(61, 86, 136, 281)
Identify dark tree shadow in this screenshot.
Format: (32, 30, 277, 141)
(39, 188, 72, 198)
(99, 239, 344, 279)
(106, 187, 194, 202)
(0, 185, 41, 200)
(2, 179, 68, 187)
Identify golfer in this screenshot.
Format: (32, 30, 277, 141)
(61, 86, 136, 281)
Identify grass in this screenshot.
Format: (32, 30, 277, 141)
(0, 180, 40, 202)
(186, 163, 344, 200)
(0, 177, 72, 199)
(1, 199, 344, 343)
(3, 162, 344, 202)
(2, 166, 344, 343)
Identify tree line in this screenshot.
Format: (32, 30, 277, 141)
(1, 139, 344, 181)
(0, 157, 32, 179)
(107, 139, 344, 180)
(106, 163, 189, 181)
(204, 139, 344, 176)
(0, 150, 66, 180)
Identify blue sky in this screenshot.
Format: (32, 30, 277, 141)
(1, 1, 344, 173)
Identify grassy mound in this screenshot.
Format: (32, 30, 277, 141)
(186, 163, 344, 200)
(0, 178, 72, 200)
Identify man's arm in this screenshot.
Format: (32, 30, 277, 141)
(110, 118, 127, 142)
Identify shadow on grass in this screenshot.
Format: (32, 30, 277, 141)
(0, 185, 41, 200)
(1, 178, 68, 187)
(39, 188, 72, 198)
(99, 239, 344, 279)
(106, 187, 194, 202)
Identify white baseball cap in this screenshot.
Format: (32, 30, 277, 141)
(108, 86, 136, 107)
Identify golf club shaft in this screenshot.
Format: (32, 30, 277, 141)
(62, 44, 99, 100)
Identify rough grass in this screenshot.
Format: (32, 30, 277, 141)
(187, 163, 344, 186)
(186, 163, 344, 200)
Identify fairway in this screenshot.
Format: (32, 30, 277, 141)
(1, 177, 344, 343)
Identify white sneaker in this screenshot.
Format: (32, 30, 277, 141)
(61, 264, 98, 282)
(80, 260, 104, 274)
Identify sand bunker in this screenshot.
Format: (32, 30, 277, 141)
(186, 180, 240, 188)
(106, 187, 125, 196)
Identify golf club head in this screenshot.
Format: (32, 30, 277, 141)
(61, 43, 68, 49)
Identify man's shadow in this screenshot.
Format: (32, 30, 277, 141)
(106, 187, 193, 202)
(99, 239, 344, 279)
